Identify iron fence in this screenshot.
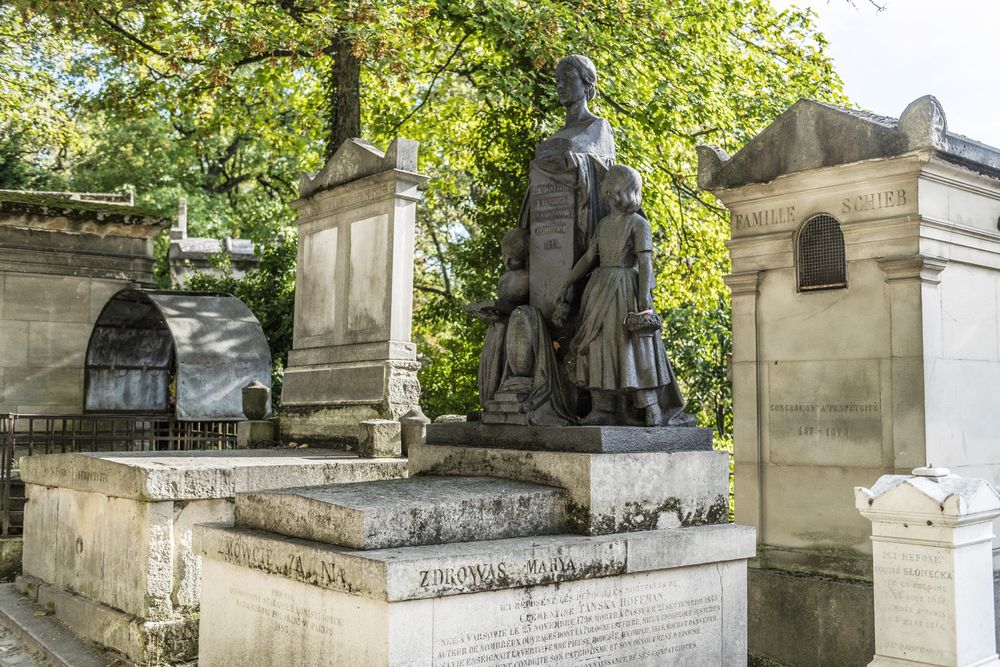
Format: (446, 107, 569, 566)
(0, 413, 239, 536)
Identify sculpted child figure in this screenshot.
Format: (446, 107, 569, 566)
(555, 164, 674, 426)
(465, 229, 530, 405)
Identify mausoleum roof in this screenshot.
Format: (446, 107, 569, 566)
(0, 189, 167, 227)
(697, 95, 1000, 191)
(85, 288, 271, 420)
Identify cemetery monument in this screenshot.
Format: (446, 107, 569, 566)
(280, 138, 427, 446)
(195, 55, 753, 666)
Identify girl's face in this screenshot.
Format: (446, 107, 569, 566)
(603, 176, 626, 210)
(556, 66, 587, 107)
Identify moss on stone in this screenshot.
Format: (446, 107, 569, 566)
(0, 191, 166, 226)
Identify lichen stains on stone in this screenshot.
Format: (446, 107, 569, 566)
(565, 494, 731, 536)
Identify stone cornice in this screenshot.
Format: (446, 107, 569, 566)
(876, 254, 948, 284)
(723, 271, 763, 296)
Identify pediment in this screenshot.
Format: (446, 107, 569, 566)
(698, 95, 1000, 191)
(855, 473, 1000, 518)
(300, 138, 419, 198)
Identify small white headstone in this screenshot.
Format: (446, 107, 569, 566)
(856, 470, 1000, 666)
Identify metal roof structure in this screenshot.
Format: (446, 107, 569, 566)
(84, 288, 271, 420)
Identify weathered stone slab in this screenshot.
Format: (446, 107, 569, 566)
(19, 449, 407, 665)
(234, 476, 568, 550)
(407, 444, 729, 534)
(18, 574, 195, 666)
(426, 422, 712, 453)
(195, 522, 754, 602)
(195, 523, 754, 666)
(19, 449, 407, 501)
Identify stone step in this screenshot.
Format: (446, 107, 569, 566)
(234, 476, 568, 550)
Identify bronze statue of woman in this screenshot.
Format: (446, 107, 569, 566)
(521, 54, 616, 260)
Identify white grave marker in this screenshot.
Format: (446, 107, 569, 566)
(856, 467, 1000, 667)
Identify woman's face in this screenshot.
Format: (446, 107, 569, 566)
(556, 65, 587, 107)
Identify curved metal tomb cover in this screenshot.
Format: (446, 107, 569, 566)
(85, 288, 272, 420)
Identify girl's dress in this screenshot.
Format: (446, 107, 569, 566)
(570, 212, 671, 392)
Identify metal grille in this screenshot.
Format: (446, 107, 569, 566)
(0, 413, 239, 536)
(798, 214, 847, 291)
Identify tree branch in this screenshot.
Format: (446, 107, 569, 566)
(92, 10, 200, 64)
(387, 32, 470, 137)
(422, 217, 453, 298)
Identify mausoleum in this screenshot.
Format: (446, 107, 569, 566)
(0, 190, 167, 414)
(700, 95, 1000, 665)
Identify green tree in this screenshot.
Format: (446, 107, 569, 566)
(11, 0, 846, 433)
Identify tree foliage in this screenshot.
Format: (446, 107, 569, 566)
(7, 0, 846, 433)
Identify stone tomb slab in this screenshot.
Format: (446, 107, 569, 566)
(408, 444, 730, 534)
(18, 450, 407, 665)
(426, 422, 713, 453)
(195, 522, 755, 666)
(234, 476, 568, 550)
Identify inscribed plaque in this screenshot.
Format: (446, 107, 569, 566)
(527, 168, 576, 321)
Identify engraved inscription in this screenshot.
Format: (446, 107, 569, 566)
(432, 573, 722, 667)
(418, 562, 509, 588)
(334, 182, 396, 209)
(767, 361, 883, 466)
(217, 537, 348, 590)
(75, 470, 108, 483)
(733, 206, 795, 231)
(770, 402, 880, 443)
(230, 585, 344, 637)
(873, 542, 954, 663)
(528, 170, 576, 319)
(841, 189, 907, 214)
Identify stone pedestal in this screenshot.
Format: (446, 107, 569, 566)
(196, 430, 754, 666)
(280, 139, 427, 446)
(236, 419, 277, 448)
(18, 450, 407, 665)
(857, 469, 1000, 667)
(700, 96, 1000, 665)
(357, 419, 402, 458)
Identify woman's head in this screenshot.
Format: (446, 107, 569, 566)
(501, 228, 529, 270)
(602, 165, 643, 213)
(556, 55, 598, 105)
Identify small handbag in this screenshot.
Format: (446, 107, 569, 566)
(623, 309, 663, 336)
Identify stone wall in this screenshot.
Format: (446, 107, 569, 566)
(0, 191, 168, 414)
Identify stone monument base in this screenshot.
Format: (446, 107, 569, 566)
(427, 422, 713, 453)
(196, 425, 752, 666)
(237, 419, 277, 447)
(196, 522, 754, 667)
(280, 358, 421, 446)
(748, 566, 874, 666)
(18, 450, 408, 665)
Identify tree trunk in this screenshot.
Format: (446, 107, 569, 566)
(325, 33, 362, 159)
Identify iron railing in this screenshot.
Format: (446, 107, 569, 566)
(0, 413, 239, 536)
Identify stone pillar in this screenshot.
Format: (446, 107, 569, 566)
(876, 255, 947, 470)
(724, 270, 763, 531)
(857, 467, 1000, 667)
(280, 139, 427, 446)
